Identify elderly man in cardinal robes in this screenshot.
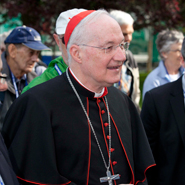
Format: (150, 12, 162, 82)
(2, 9, 155, 185)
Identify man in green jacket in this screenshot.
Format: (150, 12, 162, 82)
(22, 8, 86, 93)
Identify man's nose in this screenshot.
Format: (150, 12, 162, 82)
(124, 34, 132, 43)
(31, 54, 39, 62)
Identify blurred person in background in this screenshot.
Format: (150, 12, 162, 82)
(0, 30, 47, 78)
(33, 58, 48, 76)
(0, 34, 19, 182)
(0, 31, 11, 92)
(22, 8, 86, 93)
(0, 60, 8, 92)
(110, 10, 140, 111)
(140, 37, 185, 185)
(0, 31, 11, 55)
(142, 29, 184, 100)
(0, 25, 50, 131)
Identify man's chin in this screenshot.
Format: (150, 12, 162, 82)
(112, 77, 121, 84)
(25, 67, 34, 73)
(106, 80, 119, 87)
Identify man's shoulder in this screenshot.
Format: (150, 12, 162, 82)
(108, 86, 131, 103)
(22, 72, 47, 93)
(108, 86, 140, 116)
(48, 56, 68, 73)
(24, 74, 65, 95)
(48, 56, 63, 67)
(144, 66, 161, 84)
(108, 85, 126, 94)
(147, 76, 182, 96)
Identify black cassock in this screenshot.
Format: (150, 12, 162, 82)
(0, 133, 19, 185)
(2, 70, 155, 185)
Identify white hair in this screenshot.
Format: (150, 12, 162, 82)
(109, 10, 134, 26)
(156, 29, 184, 60)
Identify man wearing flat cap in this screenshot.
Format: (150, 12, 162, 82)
(2, 10, 155, 185)
(0, 26, 50, 130)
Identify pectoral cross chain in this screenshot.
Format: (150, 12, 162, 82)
(100, 170, 120, 185)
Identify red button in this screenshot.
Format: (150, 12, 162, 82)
(97, 99, 101, 103)
(104, 123, 109, 127)
(101, 110, 105, 114)
(107, 135, 111, 139)
(112, 161, 117, 165)
(111, 148, 115, 152)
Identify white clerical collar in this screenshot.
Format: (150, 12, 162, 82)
(69, 68, 105, 98)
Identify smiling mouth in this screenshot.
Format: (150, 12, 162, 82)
(108, 65, 122, 70)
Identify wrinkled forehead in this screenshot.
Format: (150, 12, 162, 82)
(88, 14, 124, 45)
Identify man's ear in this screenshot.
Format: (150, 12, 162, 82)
(69, 45, 82, 64)
(8, 44, 17, 58)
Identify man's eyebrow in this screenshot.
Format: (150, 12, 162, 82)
(104, 41, 114, 45)
(102, 39, 125, 46)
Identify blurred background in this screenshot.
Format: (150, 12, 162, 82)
(1, 0, 185, 105)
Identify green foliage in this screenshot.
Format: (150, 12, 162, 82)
(0, 0, 185, 47)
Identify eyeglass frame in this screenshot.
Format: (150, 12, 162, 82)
(77, 41, 129, 54)
(57, 35, 130, 53)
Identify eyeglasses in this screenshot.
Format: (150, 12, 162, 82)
(78, 41, 129, 54)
